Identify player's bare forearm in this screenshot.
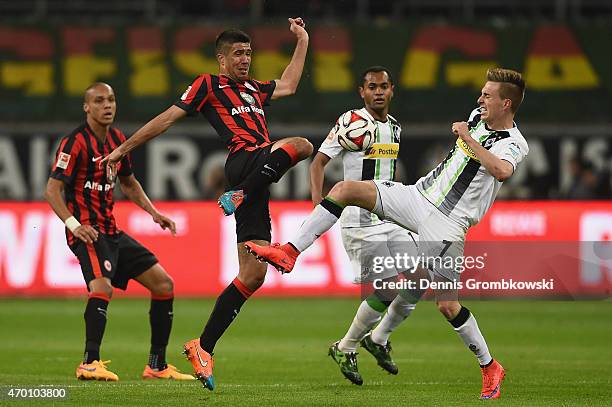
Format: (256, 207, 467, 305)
(45, 178, 99, 243)
(272, 18, 309, 99)
(120, 175, 177, 235)
(44, 178, 74, 222)
(310, 153, 329, 205)
(118, 106, 184, 156)
(119, 175, 157, 216)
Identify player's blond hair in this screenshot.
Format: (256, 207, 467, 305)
(486, 68, 525, 113)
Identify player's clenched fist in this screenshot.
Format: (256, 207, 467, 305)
(452, 121, 470, 140)
(288, 17, 308, 39)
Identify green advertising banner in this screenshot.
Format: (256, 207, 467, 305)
(1, 23, 611, 123)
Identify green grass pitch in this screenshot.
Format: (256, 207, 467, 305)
(1, 298, 611, 406)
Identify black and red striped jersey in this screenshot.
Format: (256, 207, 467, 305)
(50, 123, 133, 246)
(174, 74, 276, 154)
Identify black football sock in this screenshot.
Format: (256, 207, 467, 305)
(199, 278, 254, 354)
(236, 145, 298, 194)
(83, 295, 109, 364)
(148, 296, 174, 370)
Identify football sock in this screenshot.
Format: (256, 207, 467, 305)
(199, 278, 253, 354)
(83, 294, 109, 364)
(148, 296, 174, 370)
(371, 293, 418, 345)
(338, 294, 390, 353)
(237, 145, 298, 194)
(448, 306, 493, 366)
(291, 197, 344, 252)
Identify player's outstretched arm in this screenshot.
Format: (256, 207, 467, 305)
(272, 17, 309, 99)
(102, 105, 187, 175)
(452, 121, 514, 182)
(310, 152, 331, 206)
(44, 178, 99, 243)
(119, 174, 176, 235)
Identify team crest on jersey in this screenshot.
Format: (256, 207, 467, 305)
(56, 152, 71, 169)
(240, 92, 256, 106)
(104, 260, 112, 271)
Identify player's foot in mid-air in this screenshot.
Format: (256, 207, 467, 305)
(142, 363, 196, 380)
(244, 242, 299, 274)
(183, 339, 215, 390)
(76, 360, 119, 381)
(218, 190, 245, 216)
(480, 359, 505, 399)
(328, 341, 363, 385)
(360, 332, 398, 375)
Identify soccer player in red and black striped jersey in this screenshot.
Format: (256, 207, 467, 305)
(45, 83, 194, 382)
(102, 18, 312, 390)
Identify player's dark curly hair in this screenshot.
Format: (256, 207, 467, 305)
(360, 66, 394, 86)
(215, 29, 251, 54)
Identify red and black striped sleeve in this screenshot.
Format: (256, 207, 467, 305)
(50, 134, 83, 185)
(109, 128, 133, 176)
(174, 74, 212, 116)
(253, 79, 276, 106)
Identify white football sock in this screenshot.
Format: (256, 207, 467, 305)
(371, 295, 416, 345)
(453, 313, 493, 366)
(338, 301, 383, 353)
(291, 202, 341, 252)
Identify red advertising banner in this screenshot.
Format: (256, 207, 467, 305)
(0, 201, 610, 298)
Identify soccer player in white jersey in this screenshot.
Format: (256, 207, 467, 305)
(247, 68, 528, 399)
(311, 66, 421, 385)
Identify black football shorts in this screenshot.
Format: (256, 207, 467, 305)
(224, 144, 273, 242)
(71, 232, 159, 290)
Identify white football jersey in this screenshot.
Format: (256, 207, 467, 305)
(318, 108, 401, 227)
(417, 108, 529, 228)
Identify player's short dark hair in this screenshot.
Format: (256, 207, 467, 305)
(486, 68, 525, 113)
(215, 29, 251, 54)
(84, 82, 113, 102)
(360, 66, 394, 86)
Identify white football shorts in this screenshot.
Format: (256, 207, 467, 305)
(371, 181, 468, 282)
(341, 222, 418, 283)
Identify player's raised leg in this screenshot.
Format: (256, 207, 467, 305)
(135, 264, 195, 381)
(245, 180, 378, 272)
(219, 137, 313, 215)
(76, 277, 119, 381)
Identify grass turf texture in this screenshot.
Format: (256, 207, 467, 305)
(0, 298, 610, 406)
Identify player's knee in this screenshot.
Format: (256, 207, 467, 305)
(299, 138, 314, 157)
(89, 278, 113, 299)
(436, 301, 460, 319)
(290, 137, 313, 159)
(329, 180, 357, 201)
(153, 275, 174, 296)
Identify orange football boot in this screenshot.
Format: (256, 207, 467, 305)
(76, 360, 119, 381)
(480, 359, 506, 399)
(244, 242, 299, 274)
(142, 363, 195, 380)
(183, 339, 215, 390)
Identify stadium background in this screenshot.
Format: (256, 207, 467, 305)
(1, 0, 610, 298)
(0, 1, 611, 405)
